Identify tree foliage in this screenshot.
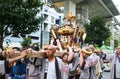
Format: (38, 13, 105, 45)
(0, 0, 44, 49)
(21, 37, 31, 49)
(84, 16, 111, 47)
(104, 37, 110, 46)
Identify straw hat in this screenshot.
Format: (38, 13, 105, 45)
(82, 47, 92, 55)
(73, 46, 81, 52)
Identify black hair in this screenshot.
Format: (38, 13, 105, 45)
(12, 47, 20, 51)
(32, 47, 39, 51)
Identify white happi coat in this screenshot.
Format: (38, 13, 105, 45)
(106, 53, 120, 79)
(80, 57, 91, 79)
(89, 53, 98, 79)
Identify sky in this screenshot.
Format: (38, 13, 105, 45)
(112, 0, 120, 22)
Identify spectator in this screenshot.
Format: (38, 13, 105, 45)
(26, 46, 41, 79)
(0, 49, 27, 74)
(104, 46, 120, 79)
(8, 47, 26, 79)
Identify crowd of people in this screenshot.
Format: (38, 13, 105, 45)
(0, 42, 120, 79)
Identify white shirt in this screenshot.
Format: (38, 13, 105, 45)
(116, 58, 120, 78)
(47, 59, 56, 79)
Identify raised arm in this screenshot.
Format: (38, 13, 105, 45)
(67, 46, 74, 62)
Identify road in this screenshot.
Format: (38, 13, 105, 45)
(102, 71, 110, 79)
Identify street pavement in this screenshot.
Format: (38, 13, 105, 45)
(102, 71, 110, 79)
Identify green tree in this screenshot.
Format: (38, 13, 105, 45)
(104, 37, 110, 46)
(114, 39, 118, 48)
(84, 16, 111, 47)
(0, 0, 44, 49)
(21, 37, 31, 48)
